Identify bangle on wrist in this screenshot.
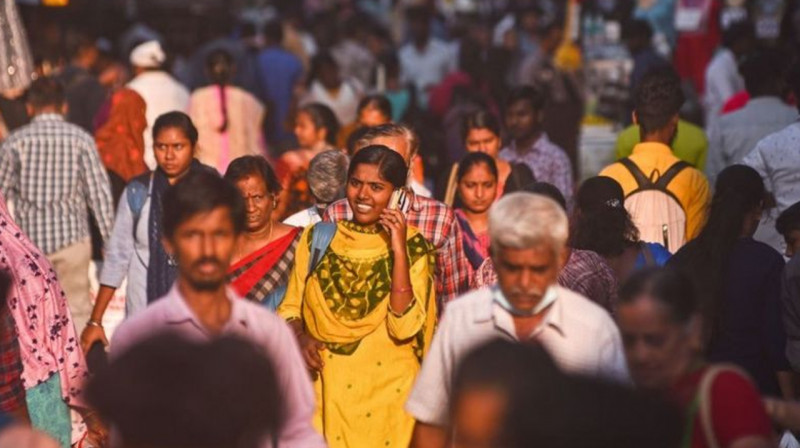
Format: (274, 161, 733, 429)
(87, 319, 103, 328)
(392, 285, 412, 294)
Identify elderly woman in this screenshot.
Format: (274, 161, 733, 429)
(283, 150, 349, 228)
(617, 268, 774, 448)
(275, 103, 341, 219)
(279, 145, 436, 447)
(224, 156, 302, 310)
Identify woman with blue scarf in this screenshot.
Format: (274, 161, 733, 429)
(80, 111, 214, 353)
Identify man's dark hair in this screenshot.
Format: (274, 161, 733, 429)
(162, 170, 245, 239)
(506, 85, 547, 113)
(153, 111, 199, 146)
(224, 155, 282, 195)
(777, 202, 800, 236)
(633, 68, 684, 136)
(87, 334, 284, 448)
(739, 49, 786, 97)
(264, 19, 284, 45)
(25, 77, 65, 109)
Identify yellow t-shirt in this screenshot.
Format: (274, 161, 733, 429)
(600, 142, 710, 240)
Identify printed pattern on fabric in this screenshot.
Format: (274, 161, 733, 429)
(229, 231, 302, 304)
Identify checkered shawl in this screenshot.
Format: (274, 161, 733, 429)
(229, 230, 302, 304)
(0, 309, 24, 413)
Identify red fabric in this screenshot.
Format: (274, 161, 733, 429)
(673, 0, 722, 94)
(0, 308, 24, 413)
(428, 72, 499, 120)
(227, 227, 302, 298)
(670, 366, 773, 448)
(721, 91, 749, 115)
(94, 88, 148, 182)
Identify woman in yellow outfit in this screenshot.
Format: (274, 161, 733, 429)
(278, 145, 437, 448)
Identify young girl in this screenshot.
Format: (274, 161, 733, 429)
(274, 103, 340, 219)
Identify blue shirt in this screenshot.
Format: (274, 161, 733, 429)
(256, 47, 303, 145)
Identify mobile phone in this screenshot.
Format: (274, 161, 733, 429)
(388, 188, 407, 211)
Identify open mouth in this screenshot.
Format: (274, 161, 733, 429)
(355, 203, 372, 213)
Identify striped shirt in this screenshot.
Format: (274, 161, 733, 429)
(0, 113, 114, 254)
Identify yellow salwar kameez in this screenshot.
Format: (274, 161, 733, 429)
(278, 220, 436, 448)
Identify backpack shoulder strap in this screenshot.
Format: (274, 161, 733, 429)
(655, 161, 690, 190)
(126, 172, 152, 227)
(640, 243, 656, 267)
(307, 222, 337, 277)
(619, 158, 651, 189)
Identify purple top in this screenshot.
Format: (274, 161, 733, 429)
(110, 285, 326, 447)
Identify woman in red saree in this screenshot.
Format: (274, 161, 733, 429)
(225, 155, 302, 310)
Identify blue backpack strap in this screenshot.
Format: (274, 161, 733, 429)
(308, 222, 337, 277)
(262, 283, 288, 311)
(126, 172, 152, 232)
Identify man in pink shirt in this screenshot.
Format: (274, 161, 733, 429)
(110, 170, 325, 447)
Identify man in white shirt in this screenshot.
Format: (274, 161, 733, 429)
(398, 5, 456, 110)
(706, 49, 797, 183)
(703, 21, 755, 129)
(406, 192, 629, 448)
(743, 64, 800, 256)
(127, 40, 191, 170)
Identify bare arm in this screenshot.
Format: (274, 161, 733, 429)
(410, 421, 448, 448)
(380, 208, 414, 314)
(79, 285, 116, 353)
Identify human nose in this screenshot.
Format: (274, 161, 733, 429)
(245, 197, 257, 213)
(200, 233, 216, 258)
(357, 184, 370, 201)
(518, 269, 533, 291)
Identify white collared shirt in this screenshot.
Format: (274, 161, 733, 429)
(405, 285, 629, 426)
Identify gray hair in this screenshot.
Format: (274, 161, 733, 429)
(307, 150, 349, 204)
(353, 123, 419, 159)
(489, 192, 569, 256)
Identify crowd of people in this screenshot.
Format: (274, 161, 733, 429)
(3, 0, 800, 447)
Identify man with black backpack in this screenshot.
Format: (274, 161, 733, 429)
(600, 68, 710, 253)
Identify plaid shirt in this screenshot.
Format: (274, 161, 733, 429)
(0, 308, 24, 413)
(0, 113, 114, 254)
(323, 194, 470, 307)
